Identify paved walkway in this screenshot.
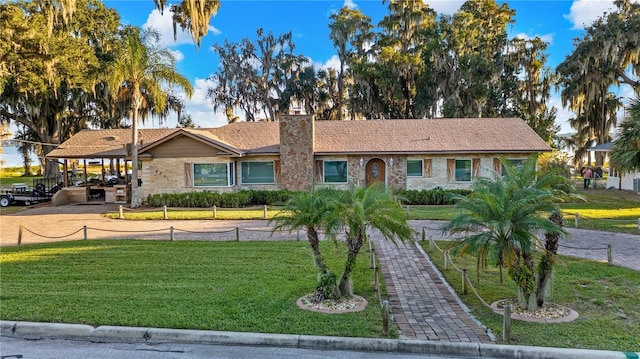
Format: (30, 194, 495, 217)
(375, 238, 493, 342)
(1, 204, 639, 343)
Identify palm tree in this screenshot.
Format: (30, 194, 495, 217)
(270, 187, 337, 279)
(327, 183, 414, 297)
(442, 156, 569, 312)
(108, 26, 193, 208)
(610, 98, 640, 177)
(270, 187, 341, 303)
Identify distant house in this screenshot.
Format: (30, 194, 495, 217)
(47, 116, 551, 203)
(588, 141, 640, 192)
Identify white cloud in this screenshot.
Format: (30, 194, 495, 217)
(143, 7, 193, 47)
(343, 0, 357, 9)
(564, 0, 616, 30)
(169, 49, 184, 63)
(142, 7, 221, 48)
(513, 32, 555, 46)
(183, 77, 227, 128)
(549, 93, 575, 134)
(141, 77, 227, 129)
(318, 54, 341, 72)
(424, 0, 464, 15)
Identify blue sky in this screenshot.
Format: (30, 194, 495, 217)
(1, 0, 636, 166)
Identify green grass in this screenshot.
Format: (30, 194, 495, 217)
(422, 241, 640, 351)
(0, 240, 392, 338)
(558, 189, 640, 234)
(407, 205, 460, 220)
(106, 207, 287, 220)
(0, 175, 44, 188)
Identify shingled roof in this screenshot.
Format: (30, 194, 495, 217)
(46, 118, 550, 160)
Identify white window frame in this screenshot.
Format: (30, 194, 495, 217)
(193, 163, 234, 187)
(241, 161, 275, 184)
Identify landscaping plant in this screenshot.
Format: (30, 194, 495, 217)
(326, 183, 414, 297)
(270, 187, 341, 302)
(443, 155, 576, 312)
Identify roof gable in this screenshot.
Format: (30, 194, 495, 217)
(138, 129, 244, 157)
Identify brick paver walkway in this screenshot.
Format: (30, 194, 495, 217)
(374, 238, 493, 342)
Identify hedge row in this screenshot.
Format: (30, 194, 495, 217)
(145, 188, 470, 208)
(395, 188, 472, 205)
(145, 190, 295, 208)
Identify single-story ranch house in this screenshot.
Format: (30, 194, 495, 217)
(47, 115, 551, 204)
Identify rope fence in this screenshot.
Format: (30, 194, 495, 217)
(366, 238, 392, 337)
(568, 211, 640, 232)
(14, 223, 341, 245)
(420, 225, 616, 343)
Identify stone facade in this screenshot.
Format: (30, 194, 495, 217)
(405, 154, 528, 190)
(279, 115, 315, 191)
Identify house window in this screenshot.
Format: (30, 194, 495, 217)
(501, 159, 526, 175)
(407, 159, 423, 177)
(324, 160, 348, 183)
(455, 159, 472, 182)
(241, 161, 275, 184)
(193, 163, 234, 187)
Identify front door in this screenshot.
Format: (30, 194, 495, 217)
(365, 159, 385, 185)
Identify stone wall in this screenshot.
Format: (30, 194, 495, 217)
(279, 115, 315, 191)
(405, 154, 529, 190)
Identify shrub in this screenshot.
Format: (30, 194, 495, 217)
(145, 188, 468, 208)
(146, 189, 294, 208)
(395, 188, 471, 205)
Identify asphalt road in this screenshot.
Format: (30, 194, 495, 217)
(0, 336, 489, 359)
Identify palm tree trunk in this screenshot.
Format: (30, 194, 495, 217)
(338, 230, 364, 297)
(536, 212, 562, 307)
(307, 226, 328, 274)
(130, 95, 142, 208)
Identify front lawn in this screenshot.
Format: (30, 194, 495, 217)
(559, 189, 640, 234)
(422, 241, 640, 351)
(0, 240, 391, 337)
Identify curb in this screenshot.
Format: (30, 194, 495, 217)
(2, 320, 638, 359)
